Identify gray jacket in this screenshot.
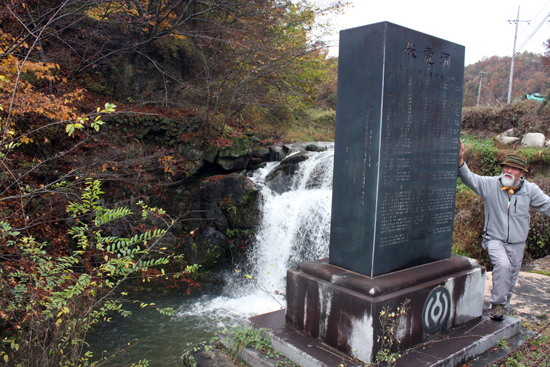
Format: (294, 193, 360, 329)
(458, 162, 550, 243)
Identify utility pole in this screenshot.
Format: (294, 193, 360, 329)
(507, 7, 530, 104)
(477, 71, 484, 106)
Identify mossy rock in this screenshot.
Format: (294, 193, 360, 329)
(218, 137, 253, 158)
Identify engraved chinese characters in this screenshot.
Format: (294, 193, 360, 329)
(329, 22, 464, 277)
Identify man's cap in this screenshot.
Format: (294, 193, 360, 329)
(500, 153, 528, 173)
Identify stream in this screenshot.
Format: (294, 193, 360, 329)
(85, 145, 334, 366)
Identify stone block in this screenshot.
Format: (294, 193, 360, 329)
(329, 22, 465, 277)
(285, 256, 485, 364)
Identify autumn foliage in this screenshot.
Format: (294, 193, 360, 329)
(463, 52, 550, 107)
(0, 1, 347, 365)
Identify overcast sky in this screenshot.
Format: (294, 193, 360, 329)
(324, 0, 550, 66)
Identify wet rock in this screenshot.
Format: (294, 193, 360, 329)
(190, 173, 255, 232)
(181, 343, 235, 367)
(187, 173, 258, 268)
(286, 142, 331, 155)
(247, 157, 265, 170)
(285, 143, 308, 155)
(265, 152, 309, 194)
(306, 143, 328, 152)
(183, 227, 227, 269)
(252, 147, 270, 161)
(152, 230, 177, 252)
(268, 144, 288, 161)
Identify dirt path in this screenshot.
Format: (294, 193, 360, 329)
(485, 255, 550, 324)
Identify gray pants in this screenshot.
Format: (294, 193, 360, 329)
(482, 237, 525, 312)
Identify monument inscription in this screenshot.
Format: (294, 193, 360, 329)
(329, 22, 464, 277)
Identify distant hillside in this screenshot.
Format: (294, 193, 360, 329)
(463, 51, 550, 107)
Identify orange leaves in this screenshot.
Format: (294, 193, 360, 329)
(84, 1, 140, 21)
(19, 136, 33, 144)
(159, 155, 176, 175)
(0, 28, 92, 143)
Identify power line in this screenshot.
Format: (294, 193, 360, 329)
(482, 9, 548, 87)
(516, 11, 550, 53)
(507, 6, 530, 104)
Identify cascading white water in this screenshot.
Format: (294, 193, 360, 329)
(178, 145, 335, 323)
(246, 147, 334, 295)
(86, 145, 336, 366)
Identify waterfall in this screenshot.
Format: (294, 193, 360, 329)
(86, 145, 336, 366)
(245, 147, 334, 295)
(178, 145, 334, 323)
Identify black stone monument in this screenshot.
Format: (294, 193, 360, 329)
(284, 23, 491, 364)
(329, 21, 464, 277)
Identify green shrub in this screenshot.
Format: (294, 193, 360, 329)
(526, 210, 550, 260)
(462, 135, 501, 176)
(0, 180, 175, 366)
(453, 181, 491, 269)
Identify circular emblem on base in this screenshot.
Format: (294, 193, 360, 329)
(422, 286, 451, 335)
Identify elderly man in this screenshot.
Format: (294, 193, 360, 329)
(458, 141, 550, 320)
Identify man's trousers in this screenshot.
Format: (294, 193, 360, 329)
(482, 236, 525, 312)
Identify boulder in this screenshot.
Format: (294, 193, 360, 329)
(177, 144, 220, 176)
(306, 143, 328, 152)
(286, 142, 331, 155)
(252, 146, 270, 161)
(183, 227, 228, 269)
(285, 143, 308, 155)
(247, 157, 266, 170)
(175, 146, 204, 177)
(521, 133, 546, 148)
(499, 128, 515, 138)
(187, 173, 259, 268)
(182, 343, 235, 367)
(150, 230, 178, 253)
(216, 137, 253, 171)
(495, 129, 520, 146)
(191, 173, 255, 232)
(216, 155, 250, 171)
(268, 144, 288, 161)
(203, 227, 228, 248)
(498, 136, 521, 146)
(202, 146, 219, 164)
(265, 152, 309, 194)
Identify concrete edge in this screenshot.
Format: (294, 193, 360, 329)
(467, 326, 536, 366)
(218, 329, 293, 367)
(240, 348, 276, 367)
(268, 327, 362, 367)
(434, 316, 522, 367)
(269, 331, 331, 367)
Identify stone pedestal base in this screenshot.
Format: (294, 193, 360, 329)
(285, 256, 486, 364)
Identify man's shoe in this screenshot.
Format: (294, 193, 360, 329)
(490, 304, 504, 321)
